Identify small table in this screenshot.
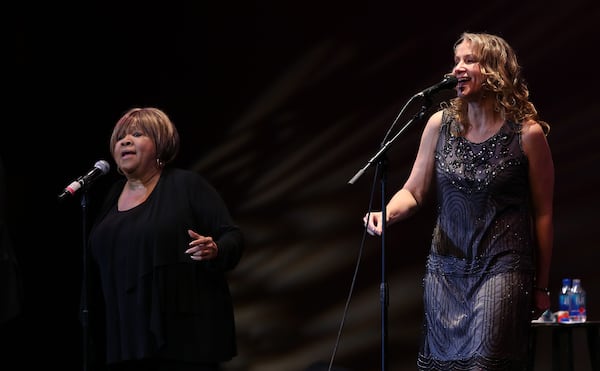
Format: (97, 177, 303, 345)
(528, 320, 600, 371)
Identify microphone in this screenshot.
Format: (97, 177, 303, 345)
(58, 160, 110, 200)
(416, 74, 458, 98)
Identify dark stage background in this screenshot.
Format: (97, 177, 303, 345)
(3, 1, 599, 370)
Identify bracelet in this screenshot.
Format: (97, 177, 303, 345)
(534, 286, 550, 295)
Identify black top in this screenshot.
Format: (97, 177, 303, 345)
(0, 156, 22, 324)
(88, 167, 244, 364)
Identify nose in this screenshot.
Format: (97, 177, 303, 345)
(119, 135, 132, 146)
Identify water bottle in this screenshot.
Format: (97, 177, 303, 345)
(558, 278, 572, 323)
(569, 278, 587, 323)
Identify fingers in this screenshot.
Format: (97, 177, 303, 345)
(185, 229, 218, 260)
(187, 230, 213, 246)
(364, 213, 380, 236)
(188, 229, 201, 238)
(188, 247, 215, 261)
(186, 244, 217, 261)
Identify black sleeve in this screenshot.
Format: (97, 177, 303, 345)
(0, 156, 23, 324)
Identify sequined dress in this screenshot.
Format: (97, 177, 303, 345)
(417, 110, 535, 370)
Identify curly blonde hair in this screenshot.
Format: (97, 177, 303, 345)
(446, 32, 549, 135)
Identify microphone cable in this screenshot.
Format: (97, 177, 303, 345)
(327, 162, 381, 371)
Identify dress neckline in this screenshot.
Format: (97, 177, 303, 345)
(462, 121, 507, 144)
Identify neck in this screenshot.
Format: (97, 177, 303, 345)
(126, 168, 162, 190)
(467, 97, 503, 129)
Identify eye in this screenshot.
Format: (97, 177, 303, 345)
(132, 131, 144, 138)
(465, 56, 478, 64)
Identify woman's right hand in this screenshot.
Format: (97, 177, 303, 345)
(363, 211, 383, 236)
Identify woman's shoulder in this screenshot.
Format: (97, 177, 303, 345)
(519, 119, 550, 155)
(423, 109, 448, 136)
(163, 167, 212, 187)
(424, 109, 445, 126)
(519, 119, 547, 139)
(165, 167, 194, 176)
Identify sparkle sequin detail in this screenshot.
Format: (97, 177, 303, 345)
(437, 124, 522, 195)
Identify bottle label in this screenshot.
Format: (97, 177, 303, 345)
(557, 310, 570, 323)
(559, 294, 570, 311)
(569, 292, 587, 322)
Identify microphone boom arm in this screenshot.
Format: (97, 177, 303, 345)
(348, 100, 430, 185)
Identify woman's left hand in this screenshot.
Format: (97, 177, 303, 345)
(532, 288, 551, 319)
(186, 229, 218, 261)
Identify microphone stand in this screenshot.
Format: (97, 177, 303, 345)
(348, 96, 432, 371)
(79, 191, 91, 371)
(58, 160, 110, 371)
